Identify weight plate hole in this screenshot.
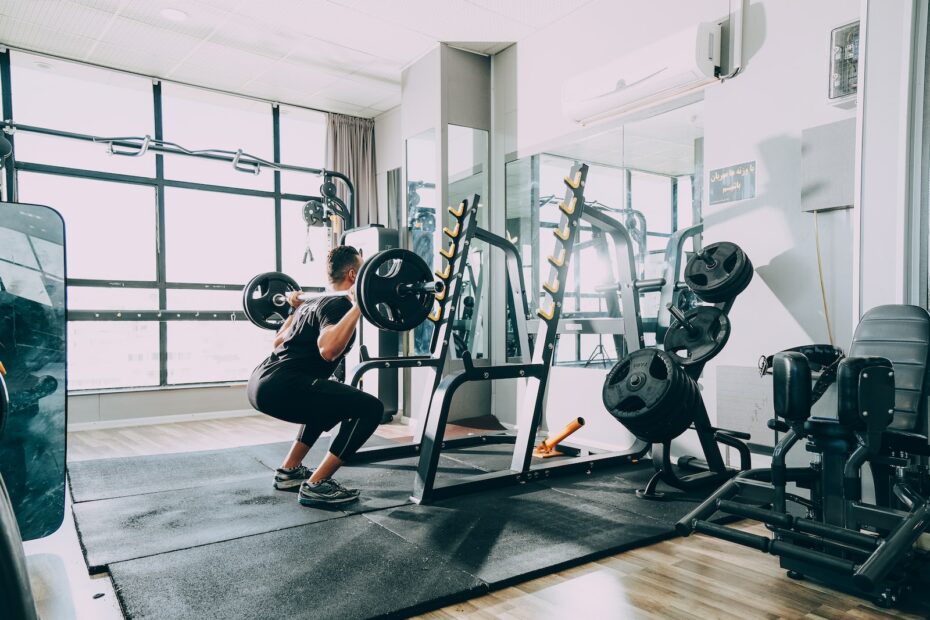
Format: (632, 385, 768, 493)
(689, 273, 708, 286)
(617, 396, 646, 413)
(723, 253, 738, 273)
(648, 354, 668, 380)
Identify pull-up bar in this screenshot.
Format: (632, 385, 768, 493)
(1, 121, 356, 228)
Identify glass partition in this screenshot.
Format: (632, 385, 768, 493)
(447, 125, 489, 359)
(405, 129, 437, 355)
(0, 202, 67, 540)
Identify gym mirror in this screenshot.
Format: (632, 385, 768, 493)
(0, 202, 67, 540)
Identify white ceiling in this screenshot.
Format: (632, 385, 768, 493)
(0, 0, 595, 118)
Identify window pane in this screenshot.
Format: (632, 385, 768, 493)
(10, 51, 154, 176)
(166, 289, 243, 311)
(167, 322, 271, 384)
(16, 173, 157, 280)
(164, 188, 275, 284)
(281, 200, 332, 287)
(69, 322, 159, 390)
(161, 83, 273, 191)
(677, 175, 695, 230)
(68, 287, 159, 310)
(631, 171, 672, 233)
(10, 51, 153, 135)
(279, 105, 327, 194)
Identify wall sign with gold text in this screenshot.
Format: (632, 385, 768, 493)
(709, 161, 756, 205)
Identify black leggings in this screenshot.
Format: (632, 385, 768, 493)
(247, 369, 383, 461)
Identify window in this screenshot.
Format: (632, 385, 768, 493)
(3, 50, 329, 390)
(279, 105, 327, 194)
(17, 173, 157, 281)
(164, 188, 275, 284)
(161, 83, 273, 191)
(11, 51, 154, 176)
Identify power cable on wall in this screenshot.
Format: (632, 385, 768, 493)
(813, 211, 835, 346)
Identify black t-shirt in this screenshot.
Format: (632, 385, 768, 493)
(259, 296, 355, 379)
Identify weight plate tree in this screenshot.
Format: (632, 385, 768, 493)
(683, 241, 754, 303)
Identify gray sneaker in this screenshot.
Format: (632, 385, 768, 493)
(273, 465, 314, 491)
(298, 479, 360, 506)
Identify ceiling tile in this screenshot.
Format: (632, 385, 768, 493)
(117, 0, 233, 40)
(346, 0, 531, 42)
(301, 94, 368, 117)
(286, 37, 381, 76)
(0, 17, 99, 59)
(86, 41, 188, 77)
(248, 58, 342, 93)
(207, 13, 303, 60)
(169, 42, 281, 89)
(94, 15, 204, 60)
(464, 0, 593, 29)
(0, 0, 113, 39)
(318, 76, 398, 108)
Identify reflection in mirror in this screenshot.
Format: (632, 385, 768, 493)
(406, 129, 437, 355)
(447, 125, 489, 359)
(504, 101, 703, 366)
(0, 203, 67, 540)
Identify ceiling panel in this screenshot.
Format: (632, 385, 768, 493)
(0, 0, 607, 117)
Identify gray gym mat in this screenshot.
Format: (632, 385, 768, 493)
(365, 481, 674, 587)
(73, 475, 344, 573)
(71, 448, 481, 570)
(67, 435, 398, 503)
(109, 517, 487, 620)
(541, 466, 718, 526)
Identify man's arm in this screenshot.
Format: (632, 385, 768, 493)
(317, 301, 361, 362)
(272, 312, 297, 349)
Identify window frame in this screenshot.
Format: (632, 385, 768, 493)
(1, 50, 331, 392)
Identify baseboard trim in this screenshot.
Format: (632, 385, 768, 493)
(68, 409, 259, 432)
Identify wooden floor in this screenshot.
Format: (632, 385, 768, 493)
(57, 415, 930, 620)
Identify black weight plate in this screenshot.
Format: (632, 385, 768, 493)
(243, 271, 299, 330)
(602, 349, 679, 426)
(320, 181, 338, 198)
(624, 356, 694, 440)
(0, 372, 7, 438)
(698, 254, 754, 303)
(354, 252, 378, 329)
(303, 199, 326, 227)
(644, 371, 701, 443)
(663, 306, 732, 366)
(358, 248, 434, 331)
(684, 242, 748, 303)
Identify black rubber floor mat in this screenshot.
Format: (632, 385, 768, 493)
(365, 481, 674, 587)
(108, 517, 487, 620)
(72, 475, 343, 572)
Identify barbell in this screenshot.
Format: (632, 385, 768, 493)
(243, 248, 445, 333)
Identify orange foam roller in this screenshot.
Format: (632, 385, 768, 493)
(534, 417, 585, 457)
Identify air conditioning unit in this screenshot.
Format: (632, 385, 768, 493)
(562, 22, 722, 125)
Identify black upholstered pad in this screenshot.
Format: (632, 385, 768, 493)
(108, 517, 487, 620)
(848, 305, 930, 432)
(365, 480, 672, 587)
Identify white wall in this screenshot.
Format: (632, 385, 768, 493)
(490, 0, 862, 454)
(511, 0, 730, 155)
(698, 0, 860, 444)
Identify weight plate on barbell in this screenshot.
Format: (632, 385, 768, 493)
(243, 271, 299, 330)
(663, 306, 731, 367)
(684, 242, 753, 303)
(357, 248, 435, 331)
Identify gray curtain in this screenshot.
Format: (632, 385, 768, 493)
(326, 113, 377, 227)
